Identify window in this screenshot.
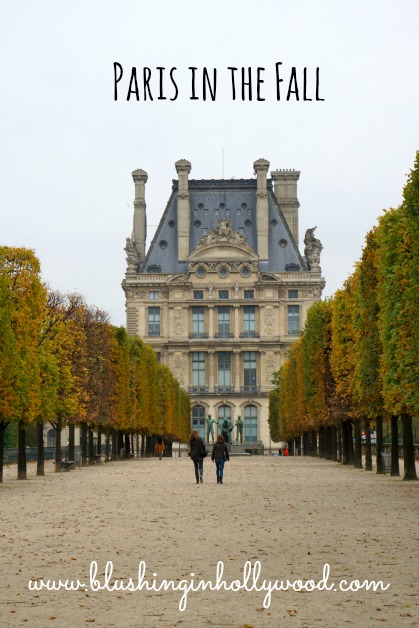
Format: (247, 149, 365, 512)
(239, 227, 245, 235)
(218, 405, 232, 426)
(288, 305, 300, 335)
(219, 290, 229, 300)
(191, 352, 206, 387)
(241, 267, 251, 278)
(244, 405, 258, 443)
(192, 306, 205, 334)
(148, 307, 160, 336)
(192, 405, 206, 440)
(219, 267, 229, 278)
(202, 228, 208, 235)
(217, 306, 230, 335)
(243, 351, 257, 386)
(218, 352, 231, 386)
(149, 291, 159, 300)
(244, 290, 254, 300)
(193, 290, 204, 300)
(196, 267, 206, 278)
(243, 306, 256, 333)
(288, 290, 298, 299)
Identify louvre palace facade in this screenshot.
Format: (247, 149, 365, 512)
(122, 158, 325, 446)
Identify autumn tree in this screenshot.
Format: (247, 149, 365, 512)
(376, 153, 419, 481)
(0, 247, 46, 480)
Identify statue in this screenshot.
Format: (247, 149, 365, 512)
(219, 416, 234, 445)
(205, 414, 218, 443)
(234, 281, 239, 297)
(125, 237, 138, 272)
(208, 281, 213, 297)
(304, 227, 323, 271)
(235, 415, 244, 443)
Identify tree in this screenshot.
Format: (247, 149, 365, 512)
(377, 153, 419, 481)
(0, 247, 46, 480)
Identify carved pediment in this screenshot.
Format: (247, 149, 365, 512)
(189, 219, 258, 261)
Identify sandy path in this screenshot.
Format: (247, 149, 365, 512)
(0, 455, 418, 628)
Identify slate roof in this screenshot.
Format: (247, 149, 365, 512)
(142, 178, 306, 273)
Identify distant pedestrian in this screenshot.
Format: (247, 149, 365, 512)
(211, 434, 230, 484)
(155, 437, 165, 461)
(188, 430, 207, 484)
(283, 447, 289, 457)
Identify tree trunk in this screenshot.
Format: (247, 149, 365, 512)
(136, 433, 140, 457)
(318, 426, 324, 458)
(0, 420, 7, 483)
(342, 421, 354, 465)
(36, 419, 45, 476)
(125, 433, 130, 458)
(17, 420, 27, 480)
(401, 413, 418, 481)
(376, 415, 384, 474)
(105, 427, 111, 462)
(88, 427, 94, 465)
(97, 425, 102, 459)
(364, 418, 373, 471)
(81, 423, 88, 467)
(311, 431, 317, 456)
(130, 433, 134, 456)
(68, 424, 75, 462)
(288, 439, 295, 456)
(325, 427, 332, 460)
(54, 419, 62, 472)
(118, 431, 124, 459)
(353, 421, 362, 469)
(331, 426, 337, 461)
(336, 424, 342, 463)
(141, 432, 145, 458)
(391, 415, 400, 477)
(111, 428, 117, 461)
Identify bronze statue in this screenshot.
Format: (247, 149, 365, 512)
(205, 414, 218, 443)
(235, 415, 244, 443)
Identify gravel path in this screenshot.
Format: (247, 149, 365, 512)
(1, 455, 418, 627)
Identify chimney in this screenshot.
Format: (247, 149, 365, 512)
(132, 169, 148, 259)
(271, 169, 300, 246)
(175, 159, 192, 261)
(254, 158, 270, 260)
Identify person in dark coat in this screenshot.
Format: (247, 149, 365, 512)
(189, 430, 206, 484)
(211, 434, 230, 484)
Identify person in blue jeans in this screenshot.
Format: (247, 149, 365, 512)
(211, 434, 230, 484)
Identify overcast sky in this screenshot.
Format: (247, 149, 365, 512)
(1, 0, 418, 326)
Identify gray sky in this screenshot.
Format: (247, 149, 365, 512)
(1, 0, 418, 326)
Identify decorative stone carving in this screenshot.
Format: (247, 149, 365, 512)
(174, 309, 184, 336)
(125, 288, 147, 300)
(167, 273, 189, 284)
(196, 219, 248, 247)
(264, 307, 275, 335)
(304, 226, 323, 271)
(264, 353, 277, 384)
(300, 287, 323, 299)
(125, 237, 139, 272)
(172, 354, 184, 384)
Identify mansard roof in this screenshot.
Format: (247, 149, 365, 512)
(142, 178, 306, 274)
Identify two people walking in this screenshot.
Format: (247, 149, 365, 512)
(189, 431, 229, 484)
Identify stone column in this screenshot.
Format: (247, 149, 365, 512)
(175, 159, 192, 261)
(234, 351, 241, 391)
(208, 351, 215, 391)
(254, 158, 270, 261)
(234, 305, 240, 337)
(132, 169, 148, 260)
(208, 305, 214, 338)
(271, 169, 300, 246)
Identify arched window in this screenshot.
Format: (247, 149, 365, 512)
(217, 405, 231, 421)
(244, 405, 258, 443)
(191, 405, 206, 440)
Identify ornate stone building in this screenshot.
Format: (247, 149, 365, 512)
(122, 158, 325, 446)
